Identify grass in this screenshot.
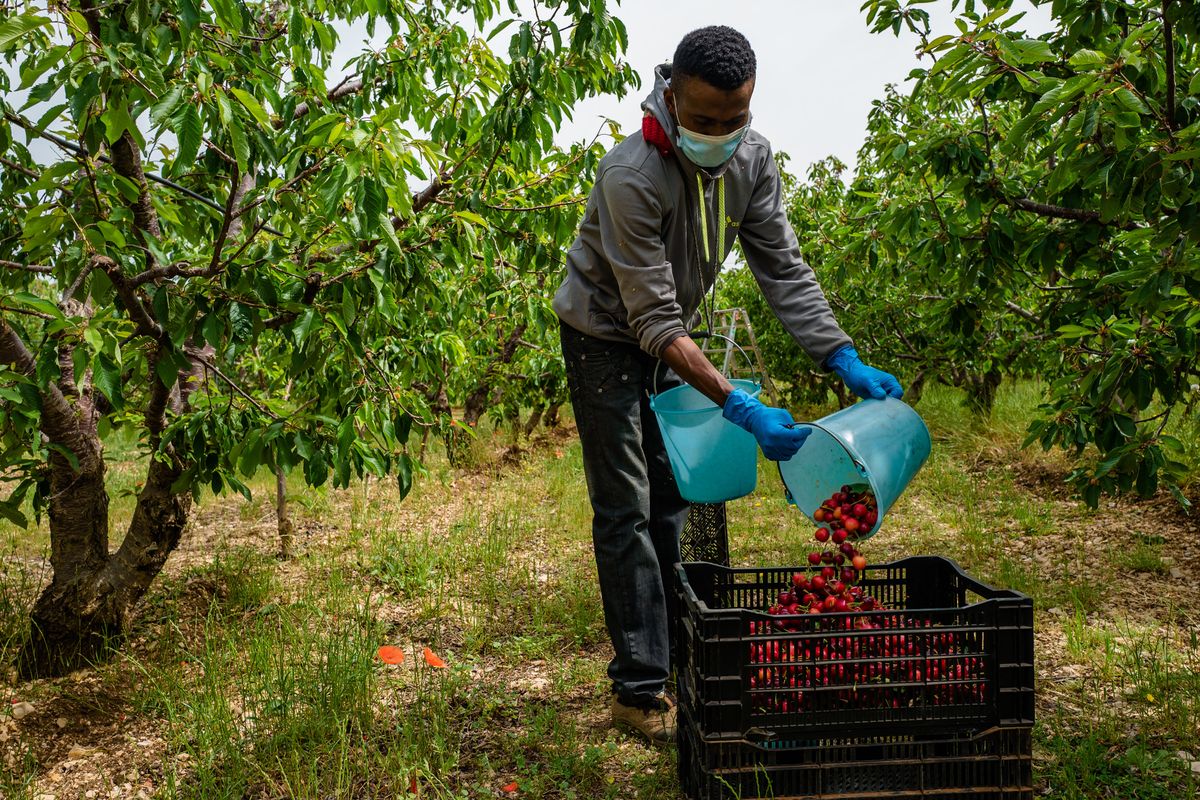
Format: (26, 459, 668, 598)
(0, 382, 1198, 798)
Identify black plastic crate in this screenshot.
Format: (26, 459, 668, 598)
(681, 503, 730, 567)
(678, 702, 1033, 800)
(674, 557, 1034, 741)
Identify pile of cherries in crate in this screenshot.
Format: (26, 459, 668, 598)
(746, 485, 987, 714)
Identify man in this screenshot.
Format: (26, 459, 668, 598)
(552, 26, 903, 747)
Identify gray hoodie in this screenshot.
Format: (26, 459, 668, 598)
(553, 64, 852, 365)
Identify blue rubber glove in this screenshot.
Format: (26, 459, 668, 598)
(826, 346, 904, 400)
(722, 389, 810, 461)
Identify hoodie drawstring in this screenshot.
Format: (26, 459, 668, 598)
(694, 172, 726, 267)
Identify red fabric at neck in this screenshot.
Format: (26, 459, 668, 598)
(642, 114, 673, 158)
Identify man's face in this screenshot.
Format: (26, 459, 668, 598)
(665, 75, 755, 136)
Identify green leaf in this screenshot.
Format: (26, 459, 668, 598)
(0, 501, 28, 529)
(1001, 38, 1053, 65)
(229, 302, 253, 342)
(0, 13, 50, 51)
(396, 454, 413, 501)
(1056, 324, 1093, 340)
(178, 0, 200, 37)
(150, 84, 185, 128)
(102, 104, 137, 145)
(1068, 49, 1106, 69)
(1112, 87, 1149, 115)
(1113, 415, 1136, 438)
(176, 104, 202, 170)
(292, 307, 318, 346)
(227, 114, 250, 174)
(229, 87, 271, 128)
(11, 292, 62, 317)
(453, 210, 489, 228)
(92, 352, 123, 411)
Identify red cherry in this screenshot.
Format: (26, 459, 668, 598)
(815, 528, 830, 543)
(852, 555, 868, 571)
(822, 596, 837, 611)
(843, 517, 860, 534)
(811, 575, 827, 591)
(821, 566, 836, 580)
(813, 508, 826, 522)
(807, 552, 822, 565)
(853, 503, 868, 518)
(832, 529, 848, 544)
(792, 572, 805, 587)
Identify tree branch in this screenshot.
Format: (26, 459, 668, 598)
(3, 111, 284, 237)
(0, 155, 39, 179)
(233, 158, 324, 219)
(207, 168, 242, 275)
(93, 255, 163, 338)
(286, 78, 364, 126)
(1005, 301, 1041, 324)
(61, 259, 97, 303)
(0, 318, 98, 469)
(1008, 197, 1102, 223)
(0, 259, 53, 273)
(183, 346, 279, 419)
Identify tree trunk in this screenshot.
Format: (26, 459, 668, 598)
(522, 407, 544, 439)
(448, 323, 528, 466)
(19, 441, 191, 679)
(906, 370, 928, 407)
(964, 369, 1003, 417)
(544, 400, 562, 429)
(277, 467, 294, 559)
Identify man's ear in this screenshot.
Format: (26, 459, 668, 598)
(663, 85, 676, 119)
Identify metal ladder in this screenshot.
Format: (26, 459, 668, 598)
(696, 308, 781, 406)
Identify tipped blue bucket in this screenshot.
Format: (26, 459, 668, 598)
(651, 378, 761, 503)
(778, 398, 931, 538)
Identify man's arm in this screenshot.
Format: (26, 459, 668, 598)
(737, 148, 853, 367)
(661, 336, 735, 407)
(738, 146, 902, 399)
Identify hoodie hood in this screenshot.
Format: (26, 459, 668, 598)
(642, 64, 680, 144)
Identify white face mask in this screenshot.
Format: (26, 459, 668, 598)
(675, 115, 751, 167)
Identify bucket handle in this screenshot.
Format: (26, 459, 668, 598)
(651, 332, 761, 399)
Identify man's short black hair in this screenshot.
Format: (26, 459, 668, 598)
(671, 26, 757, 91)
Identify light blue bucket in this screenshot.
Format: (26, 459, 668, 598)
(650, 378, 762, 504)
(777, 397, 931, 539)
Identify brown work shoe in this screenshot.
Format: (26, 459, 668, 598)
(611, 692, 677, 748)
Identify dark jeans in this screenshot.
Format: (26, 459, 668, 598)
(559, 320, 690, 707)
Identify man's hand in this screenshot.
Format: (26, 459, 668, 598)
(722, 389, 810, 461)
(826, 346, 904, 401)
